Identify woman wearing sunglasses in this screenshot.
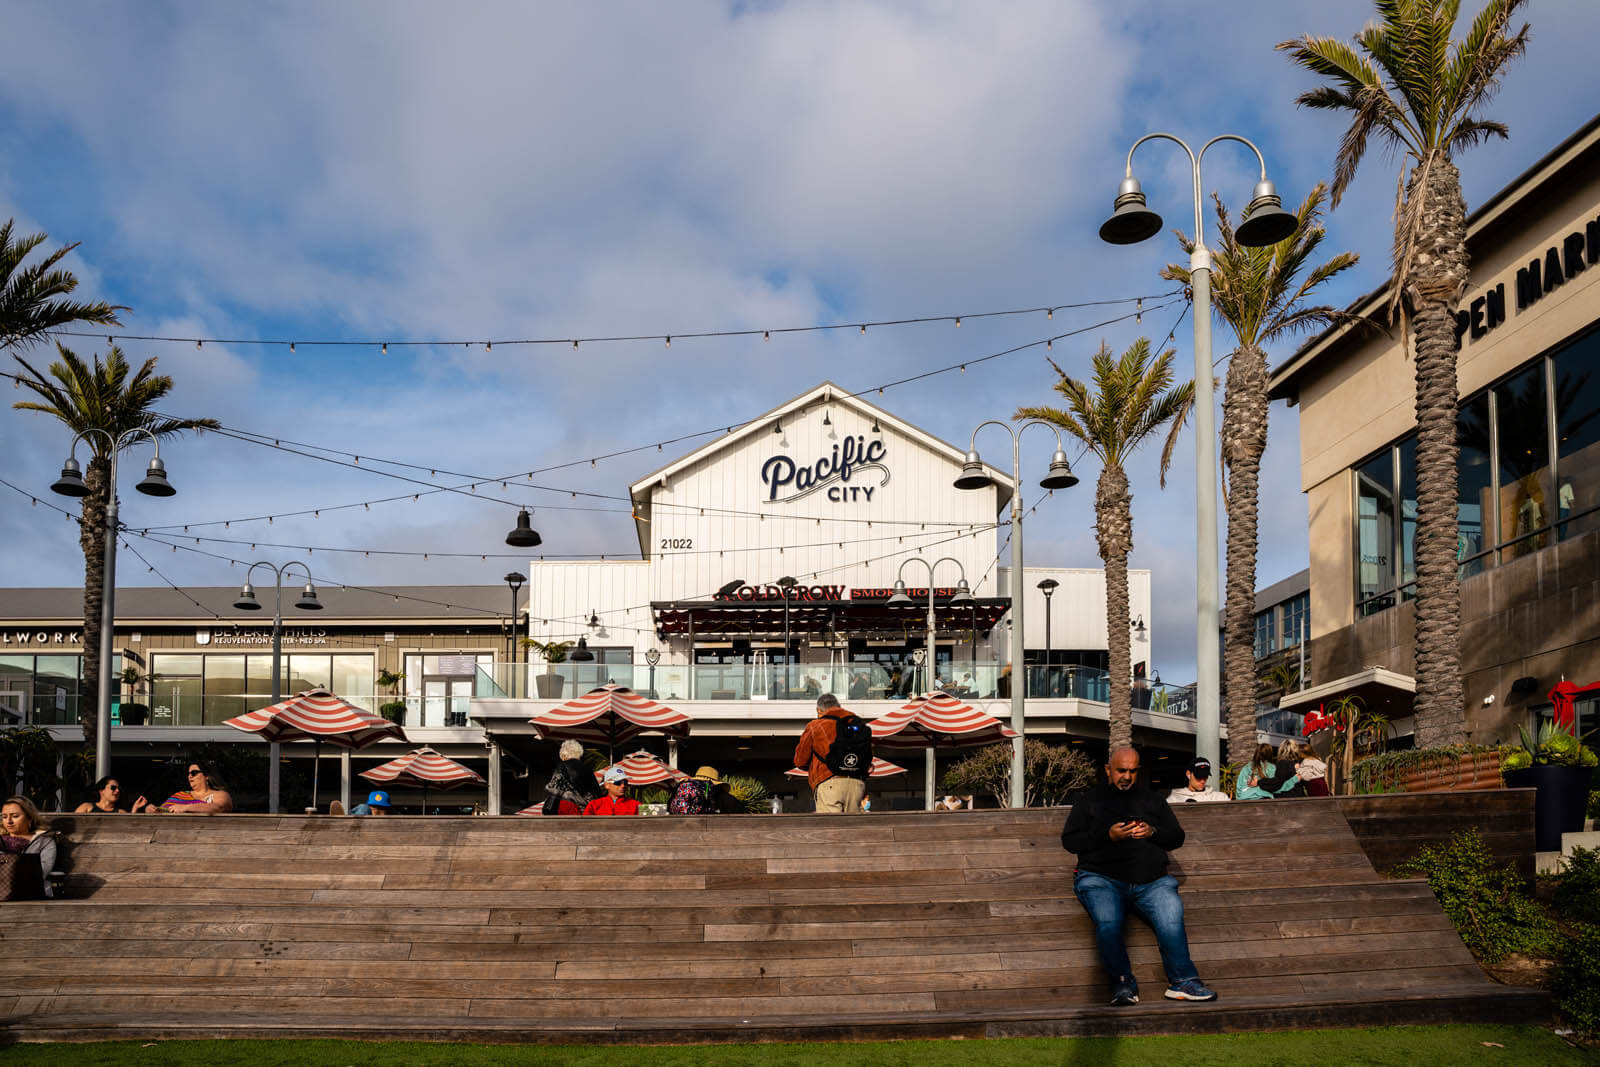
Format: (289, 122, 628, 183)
(156, 760, 234, 814)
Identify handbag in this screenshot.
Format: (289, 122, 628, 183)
(0, 851, 45, 901)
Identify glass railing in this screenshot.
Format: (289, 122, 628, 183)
(474, 661, 1196, 715)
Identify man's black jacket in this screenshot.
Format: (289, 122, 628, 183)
(1060, 782, 1186, 885)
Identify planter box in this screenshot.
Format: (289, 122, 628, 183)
(535, 674, 566, 699)
(1395, 752, 1504, 793)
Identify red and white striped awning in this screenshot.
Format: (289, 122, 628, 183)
(785, 756, 907, 779)
(869, 691, 1018, 749)
(594, 751, 687, 786)
(359, 747, 485, 789)
(224, 688, 407, 749)
(530, 684, 691, 747)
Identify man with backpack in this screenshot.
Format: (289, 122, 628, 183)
(793, 693, 872, 814)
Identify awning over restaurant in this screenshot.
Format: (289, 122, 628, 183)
(649, 596, 1011, 639)
(1277, 666, 1416, 719)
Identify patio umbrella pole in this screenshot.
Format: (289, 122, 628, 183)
(311, 738, 321, 810)
(925, 744, 935, 811)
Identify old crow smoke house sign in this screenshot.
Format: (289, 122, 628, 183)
(761, 436, 889, 504)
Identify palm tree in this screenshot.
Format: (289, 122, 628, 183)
(1, 220, 126, 351)
(1162, 185, 1358, 765)
(1279, 0, 1530, 747)
(1017, 340, 1193, 749)
(13, 345, 218, 744)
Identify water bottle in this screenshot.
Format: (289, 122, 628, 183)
(770, 796, 782, 814)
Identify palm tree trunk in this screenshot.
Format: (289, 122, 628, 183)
(78, 456, 110, 747)
(1096, 466, 1134, 750)
(1221, 343, 1269, 765)
(1406, 159, 1469, 748)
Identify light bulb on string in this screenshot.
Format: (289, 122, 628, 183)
(381, 343, 387, 354)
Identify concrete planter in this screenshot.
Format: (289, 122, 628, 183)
(1505, 764, 1595, 852)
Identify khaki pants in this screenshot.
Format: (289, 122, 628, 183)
(814, 775, 867, 814)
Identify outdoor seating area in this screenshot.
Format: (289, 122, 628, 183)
(0, 794, 1544, 1044)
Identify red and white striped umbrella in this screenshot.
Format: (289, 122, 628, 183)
(869, 692, 1016, 811)
(225, 688, 407, 748)
(360, 747, 483, 812)
(786, 756, 907, 779)
(869, 691, 1018, 748)
(225, 688, 407, 807)
(594, 750, 687, 786)
(531, 684, 691, 754)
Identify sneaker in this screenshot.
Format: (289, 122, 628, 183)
(1110, 977, 1140, 1006)
(1164, 978, 1218, 1002)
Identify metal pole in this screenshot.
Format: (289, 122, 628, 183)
(1191, 249, 1221, 769)
(1009, 435, 1025, 808)
(269, 579, 283, 814)
(94, 456, 118, 783)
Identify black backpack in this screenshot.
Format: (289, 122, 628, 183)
(824, 714, 873, 779)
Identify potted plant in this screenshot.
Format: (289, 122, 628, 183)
(376, 669, 407, 726)
(1501, 721, 1597, 852)
(119, 665, 149, 725)
(523, 639, 573, 699)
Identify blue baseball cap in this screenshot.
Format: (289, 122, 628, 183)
(366, 790, 391, 808)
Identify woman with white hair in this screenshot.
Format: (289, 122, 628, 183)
(541, 739, 603, 815)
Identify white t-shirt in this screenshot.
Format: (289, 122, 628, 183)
(1168, 785, 1230, 804)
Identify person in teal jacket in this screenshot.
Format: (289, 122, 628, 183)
(1234, 743, 1300, 800)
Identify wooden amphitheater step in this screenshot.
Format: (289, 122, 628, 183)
(0, 799, 1546, 1043)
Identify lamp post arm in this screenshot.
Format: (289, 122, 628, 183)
(1125, 133, 1202, 241)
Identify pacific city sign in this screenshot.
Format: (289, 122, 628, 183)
(760, 435, 889, 504)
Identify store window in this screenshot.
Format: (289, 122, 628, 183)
(1555, 329, 1600, 542)
(1458, 392, 1493, 577)
(1356, 449, 1397, 615)
(404, 653, 492, 727)
(1496, 362, 1552, 562)
(151, 652, 373, 725)
(1281, 593, 1309, 649)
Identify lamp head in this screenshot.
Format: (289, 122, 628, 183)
(1099, 176, 1163, 245)
(294, 583, 323, 611)
(953, 450, 993, 491)
(505, 508, 542, 548)
(570, 637, 594, 662)
(504, 571, 525, 590)
(233, 582, 262, 611)
(949, 579, 974, 607)
(886, 578, 912, 606)
(1040, 449, 1079, 490)
(50, 457, 89, 498)
(1235, 179, 1298, 247)
(1037, 578, 1059, 596)
(135, 456, 176, 497)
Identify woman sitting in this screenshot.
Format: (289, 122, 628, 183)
(156, 759, 234, 814)
(2, 795, 59, 898)
(543, 740, 602, 815)
(75, 776, 144, 814)
(583, 767, 639, 816)
(1234, 743, 1301, 801)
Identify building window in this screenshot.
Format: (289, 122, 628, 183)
(151, 652, 374, 725)
(1253, 611, 1276, 659)
(1354, 329, 1600, 614)
(1281, 593, 1309, 648)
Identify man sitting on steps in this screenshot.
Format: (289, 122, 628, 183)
(1061, 745, 1218, 1006)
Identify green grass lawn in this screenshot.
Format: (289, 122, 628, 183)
(1, 1026, 1593, 1066)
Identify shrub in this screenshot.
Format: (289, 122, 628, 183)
(1391, 829, 1557, 962)
(1350, 744, 1502, 794)
(723, 774, 769, 814)
(1554, 923, 1600, 1037)
(1555, 845, 1600, 924)
(943, 739, 1097, 808)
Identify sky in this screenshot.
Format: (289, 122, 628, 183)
(2, 0, 1597, 685)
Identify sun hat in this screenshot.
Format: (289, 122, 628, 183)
(366, 790, 391, 808)
(691, 765, 723, 784)
(602, 767, 629, 785)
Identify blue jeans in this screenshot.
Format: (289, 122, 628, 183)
(1073, 870, 1199, 985)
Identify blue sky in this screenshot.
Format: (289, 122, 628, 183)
(2, 0, 1597, 684)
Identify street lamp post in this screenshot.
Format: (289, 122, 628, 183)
(777, 576, 797, 695)
(1098, 133, 1297, 768)
(889, 560, 973, 810)
(504, 571, 526, 670)
(1037, 577, 1058, 697)
(234, 561, 323, 813)
(953, 422, 1079, 807)
(49, 429, 178, 783)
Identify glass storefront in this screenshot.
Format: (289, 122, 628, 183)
(149, 652, 374, 725)
(1354, 330, 1600, 614)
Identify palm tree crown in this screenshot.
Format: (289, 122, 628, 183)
(1017, 339, 1193, 749)
(1, 220, 126, 352)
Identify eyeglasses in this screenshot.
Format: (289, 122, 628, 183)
(186, 769, 203, 777)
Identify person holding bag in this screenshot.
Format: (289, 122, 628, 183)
(2, 795, 57, 900)
(542, 740, 602, 815)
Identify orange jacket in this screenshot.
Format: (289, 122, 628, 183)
(794, 707, 856, 788)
